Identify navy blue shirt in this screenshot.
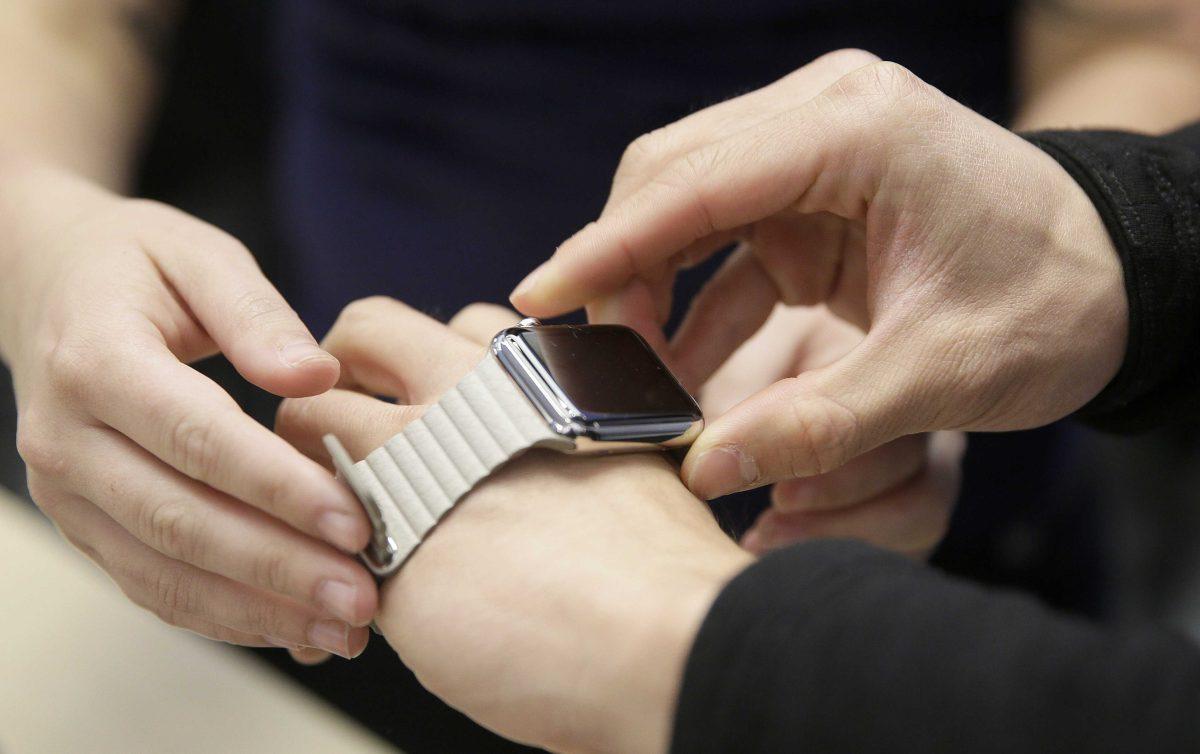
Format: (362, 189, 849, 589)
(274, 0, 1014, 335)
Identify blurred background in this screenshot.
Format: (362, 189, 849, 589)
(3, 1, 1200, 752)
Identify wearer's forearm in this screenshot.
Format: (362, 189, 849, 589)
(0, 1, 180, 190)
(1015, 0, 1200, 132)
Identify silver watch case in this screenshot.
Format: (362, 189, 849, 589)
(492, 319, 703, 454)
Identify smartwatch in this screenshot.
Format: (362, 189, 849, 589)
(324, 317, 703, 577)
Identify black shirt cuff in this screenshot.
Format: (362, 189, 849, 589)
(1023, 126, 1200, 431)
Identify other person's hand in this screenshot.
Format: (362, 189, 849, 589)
(510, 49, 1126, 502)
(701, 304, 965, 559)
(276, 298, 752, 754)
(0, 162, 376, 658)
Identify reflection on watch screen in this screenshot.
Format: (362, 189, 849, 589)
(516, 326, 699, 418)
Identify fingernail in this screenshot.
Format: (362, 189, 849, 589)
(510, 262, 548, 303)
(687, 445, 759, 500)
(316, 579, 361, 625)
(317, 510, 365, 553)
(280, 341, 332, 368)
(307, 619, 352, 659)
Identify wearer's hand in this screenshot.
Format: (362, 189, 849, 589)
(510, 48, 1126, 502)
(1, 162, 376, 658)
(277, 298, 752, 754)
(703, 304, 965, 559)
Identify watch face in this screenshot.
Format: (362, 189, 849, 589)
(493, 323, 702, 443)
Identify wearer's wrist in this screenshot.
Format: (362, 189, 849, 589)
(589, 541, 751, 754)
(372, 448, 752, 754)
(507, 454, 752, 754)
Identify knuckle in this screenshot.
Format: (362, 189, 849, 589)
(655, 150, 719, 236)
(326, 296, 397, 347)
(14, 412, 64, 475)
(259, 467, 300, 519)
(816, 48, 881, 74)
(834, 60, 928, 106)
(61, 527, 108, 569)
(247, 596, 289, 636)
(44, 335, 96, 399)
(141, 497, 202, 563)
(253, 545, 293, 595)
(618, 129, 669, 177)
(152, 565, 203, 620)
(230, 289, 294, 331)
(166, 412, 222, 481)
(676, 147, 719, 187)
(781, 385, 863, 478)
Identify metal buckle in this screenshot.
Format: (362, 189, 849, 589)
(323, 435, 400, 578)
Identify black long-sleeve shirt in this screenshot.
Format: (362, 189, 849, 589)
(671, 124, 1200, 753)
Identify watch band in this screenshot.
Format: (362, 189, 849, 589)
(324, 353, 571, 577)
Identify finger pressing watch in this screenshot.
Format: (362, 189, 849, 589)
(324, 318, 703, 577)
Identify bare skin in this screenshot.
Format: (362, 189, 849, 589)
(0, 2, 376, 659)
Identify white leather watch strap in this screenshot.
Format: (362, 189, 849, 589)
(324, 354, 571, 577)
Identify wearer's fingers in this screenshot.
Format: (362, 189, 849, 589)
(64, 425, 377, 626)
(743, 432, 965, 557)
(682, 331, 926, 500)
(141, 203, 340, 398)
(447, 303, 523, 345)
(52, 493, 369, 658)
(323, 297, 483, 404)
(602, 49, 883, 211)
(674, 231, 743, 271)
(670, 211, 858, 392)
(277, 389, 424, 464)
(669, 244, 778, 392)
(510, 62, 910, 316)
(698, 304, 860, 419)
(79, 338, 370, 553)
(770, 433, 926, 512)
